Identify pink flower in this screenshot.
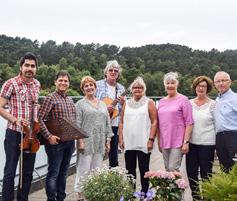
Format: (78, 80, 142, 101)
(144, 171, 158, 178)
(175, 178, 188, 189)
(145, 169, 188, 200)
(173, 171, 182, 178)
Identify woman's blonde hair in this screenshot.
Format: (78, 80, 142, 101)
(80, 76, 97, 91)
(130, 76, 147, 95)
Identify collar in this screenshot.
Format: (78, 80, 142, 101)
(17, 75, 35, 86)
(56, 90, 67, 98)
(218, 89, 233, 98)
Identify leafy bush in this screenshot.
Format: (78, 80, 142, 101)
(82, 166, 134, 201)
(201, 165, 237, 201)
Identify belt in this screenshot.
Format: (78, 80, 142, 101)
(217, 130, 237, 135)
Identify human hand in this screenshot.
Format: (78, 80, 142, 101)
(15, 118, 30, 127)
(118, 96, 125, 105)
(119, 139, 124, 150)
(181, 143, 189, 154)
(48, 135, 60, 145)
(158, 142, 162, 153)
(105, 140, 111, 153)
(78, 140, 85, 150)
(147, 140, 154, 152)
(107, 105, 114, 113)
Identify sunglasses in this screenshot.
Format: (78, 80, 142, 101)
(108, 69, 119, 73)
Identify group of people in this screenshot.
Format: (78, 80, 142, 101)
(157, 71, 237, 200)
(0, 52, 237, 201)
(0, 53, 124, 201)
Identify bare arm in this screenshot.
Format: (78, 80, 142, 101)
(118, 102, 126, 150)
(147, 99, 157, 151)
(181, 124, 193, 154)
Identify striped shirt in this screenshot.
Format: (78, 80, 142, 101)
(0, 75, 41, 132)
(38, 91, 76, 139)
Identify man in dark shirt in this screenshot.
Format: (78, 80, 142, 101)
(38, 71, 76, 201)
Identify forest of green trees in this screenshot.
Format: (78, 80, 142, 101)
(1, 34, 237, 96)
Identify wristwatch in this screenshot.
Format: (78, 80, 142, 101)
(183, 140, 189, 144)
(149, 138, 155, 142)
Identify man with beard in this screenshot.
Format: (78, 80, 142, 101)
(0, 52, 41, 201)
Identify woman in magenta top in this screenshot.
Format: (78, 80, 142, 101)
(157, 72, 193, 171)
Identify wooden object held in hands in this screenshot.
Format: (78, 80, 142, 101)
(103, 89, 130, 120)
(44, 118, 88, 141)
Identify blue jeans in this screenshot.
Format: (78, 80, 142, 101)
(45, 140, 74, 201)
(109, 126, 119, 167)
(2, 129, 36, 201)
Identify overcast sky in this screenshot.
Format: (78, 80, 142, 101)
(1, 0, 236, 51)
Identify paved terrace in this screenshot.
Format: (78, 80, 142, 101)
(29, 146, 193, 201)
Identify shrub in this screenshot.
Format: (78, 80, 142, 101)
(201, 165, 237, 201)
(82, 166, 134, 201)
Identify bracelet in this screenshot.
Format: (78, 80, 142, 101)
(183, 140, 189, 144)
(149, 138, 155, 142)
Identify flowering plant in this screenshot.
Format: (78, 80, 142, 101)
(82, 165, 134, 201)
(144, 170, 188, 201)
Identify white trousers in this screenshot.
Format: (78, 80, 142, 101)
(74, 153, 103, 192)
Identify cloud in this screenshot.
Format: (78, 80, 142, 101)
(0, 0, 237, 51)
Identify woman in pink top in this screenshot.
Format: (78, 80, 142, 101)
(157, 72, 193, 171)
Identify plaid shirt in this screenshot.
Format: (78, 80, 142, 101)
(95, 79, 125, 127)
(38, 91, 76, 139)
(0, 75, 40, 132)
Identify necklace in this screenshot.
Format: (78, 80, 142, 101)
(127, 96, 148, 109)
(194, 97, 209, 106)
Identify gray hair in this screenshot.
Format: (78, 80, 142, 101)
(214, 71, 231, 81)
(163, 72, 179, 85)
(104, 60, 122, 77)
(130, 76, 147, 94)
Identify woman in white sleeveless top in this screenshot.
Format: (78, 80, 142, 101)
(119, 77, 157, 195)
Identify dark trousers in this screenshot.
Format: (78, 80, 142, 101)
(2, 129, 36, 201)
(109, 126, 119, 167)
(186, 143, 215, 200)
(216, 131, 237, 173)
(125, 150, 151, 194)
(45, 140, 74, 201)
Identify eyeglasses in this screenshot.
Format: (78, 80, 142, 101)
(132, 86, 144, 90)
(214, 79, 230, 84)
(108, 69, 119, 73)
(197, 84, 207, 89)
